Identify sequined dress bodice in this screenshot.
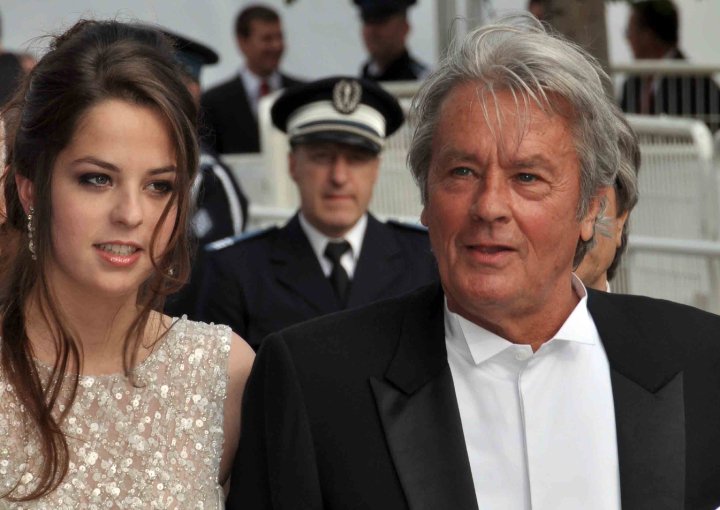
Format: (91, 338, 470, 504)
(0, 317, 231, 509)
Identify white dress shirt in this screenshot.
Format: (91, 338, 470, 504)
(239, 67, 282, 117)
(298, 213, 367, 279)
(445, 275, 621, 509)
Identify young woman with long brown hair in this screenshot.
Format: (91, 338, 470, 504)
(0, 20, 254, 507)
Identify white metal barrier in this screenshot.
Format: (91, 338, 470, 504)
(614, 115, 720, 313)
(611, 61, 720, 132)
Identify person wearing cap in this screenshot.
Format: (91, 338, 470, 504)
(355, 0, 429, 82)
(155, 28, 250, 317)
(201, 4, 301, 154)
(196, 76, 438, 350)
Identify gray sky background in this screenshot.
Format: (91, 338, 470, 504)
(2, 1, 719, 90)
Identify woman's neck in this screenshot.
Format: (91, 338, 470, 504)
(25, 285, 155, 375)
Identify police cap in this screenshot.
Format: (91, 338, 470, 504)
(353, 0, 417, 23)
(160, 28, 219, 82)
(271, 76, 404, 154)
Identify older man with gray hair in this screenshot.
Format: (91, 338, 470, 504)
(231, 14, 720, 510)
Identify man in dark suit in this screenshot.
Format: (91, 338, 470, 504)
(230, 15, 720, 510)
(198, 77, 438, 349)
(201, 5, 301, 153)
(620, 0, 720, 130)
(355, 0, 429, 82)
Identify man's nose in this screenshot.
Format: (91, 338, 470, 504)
(470, 169, 511, 223)
(329, 155, 350, 185)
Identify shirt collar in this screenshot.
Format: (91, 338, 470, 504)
(445, 274, 597, 366)
(239, 67, 281, 94)
(298, 213, 367, 265)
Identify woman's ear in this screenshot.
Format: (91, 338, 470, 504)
(15, 174, 35, 214)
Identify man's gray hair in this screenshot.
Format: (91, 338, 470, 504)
(407, 14, 639, 266)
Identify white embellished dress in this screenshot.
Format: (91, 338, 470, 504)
(0, 317, 231, 509)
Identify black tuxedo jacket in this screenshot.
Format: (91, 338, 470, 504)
(197, 214, 438, 349)
(200, 73, 301, 154)
(231, 283, 720, 510)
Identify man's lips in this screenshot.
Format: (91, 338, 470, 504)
(463, 243, 517, 264)
(467, 244, 514, 254)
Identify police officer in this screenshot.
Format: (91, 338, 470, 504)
(158, 28, 250, 317)
(197, 77, 438, 349)
(354, 0, 430, 82)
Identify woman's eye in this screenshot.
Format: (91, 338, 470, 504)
(147, 181, 174, 194)
(79, 174, 111, 187)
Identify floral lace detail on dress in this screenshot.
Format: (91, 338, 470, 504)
(0, 317, 231, 509)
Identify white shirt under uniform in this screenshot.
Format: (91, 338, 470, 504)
(445, 275, 621, 509)
(298, 213, 367, 278)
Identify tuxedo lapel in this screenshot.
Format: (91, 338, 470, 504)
(370, 285, 478, 510)
(348, 215, 403, 308)
(270, 215, 340, 315)
(588, 291, 686, 509)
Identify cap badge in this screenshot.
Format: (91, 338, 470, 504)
(332, 79, 362, 114)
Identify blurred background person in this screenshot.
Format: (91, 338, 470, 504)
(620, 0, 720, 129)
(159, 28, 250, 317)
(201, 4, 301, 154)
(355, 0, 430, 82)
(197, 77, 438, 349)
(576, 139, 640, 291)
(0, 9, 33, 108)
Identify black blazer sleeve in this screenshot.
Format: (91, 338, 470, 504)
(196, 248, 248, 337)
(228, 333, 323, 510)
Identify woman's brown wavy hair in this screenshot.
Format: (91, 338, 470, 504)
(0, 20, 198, 500)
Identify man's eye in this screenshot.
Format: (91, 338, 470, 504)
(79, 174, 111, 187)
(516, 173, 537, 183)
(451, 167, 472, 177)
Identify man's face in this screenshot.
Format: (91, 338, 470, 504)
(625, 11, 653, 59)
(362, 13, 409, 64)
(421, 84, 597, 329)
(290, 142, 379, 238)
(238, 20, 284, 77)
(575, 186, 628, 290)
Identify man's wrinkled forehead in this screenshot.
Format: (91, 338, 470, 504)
(431, 83, 577, 157)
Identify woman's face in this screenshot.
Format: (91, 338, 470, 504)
(45, 99, 178, 301)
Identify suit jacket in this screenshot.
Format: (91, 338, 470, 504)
(231, 283, 720, 510)
(620, 49, 720, 131)
(200, 73, 301, 154)
(197, 213, 438, 349)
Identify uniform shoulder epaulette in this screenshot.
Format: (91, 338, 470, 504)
(204, 226, 278, 253)
(386, 219, 428, 234)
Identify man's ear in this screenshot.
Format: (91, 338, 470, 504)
(580, 189, 607, 242)
(615, 209, 630, 246)
(288, 150, 298, 183)
(15, 173, 35, 214)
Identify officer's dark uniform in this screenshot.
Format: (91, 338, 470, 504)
(361, 49, 428, 82)
(158, 29, 250, 317)
(196, 77, 438, 349)
(198, 214, 437, 349)
(354, 0, 429, 82)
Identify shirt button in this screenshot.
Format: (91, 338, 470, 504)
(514, 349, 531, 361)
